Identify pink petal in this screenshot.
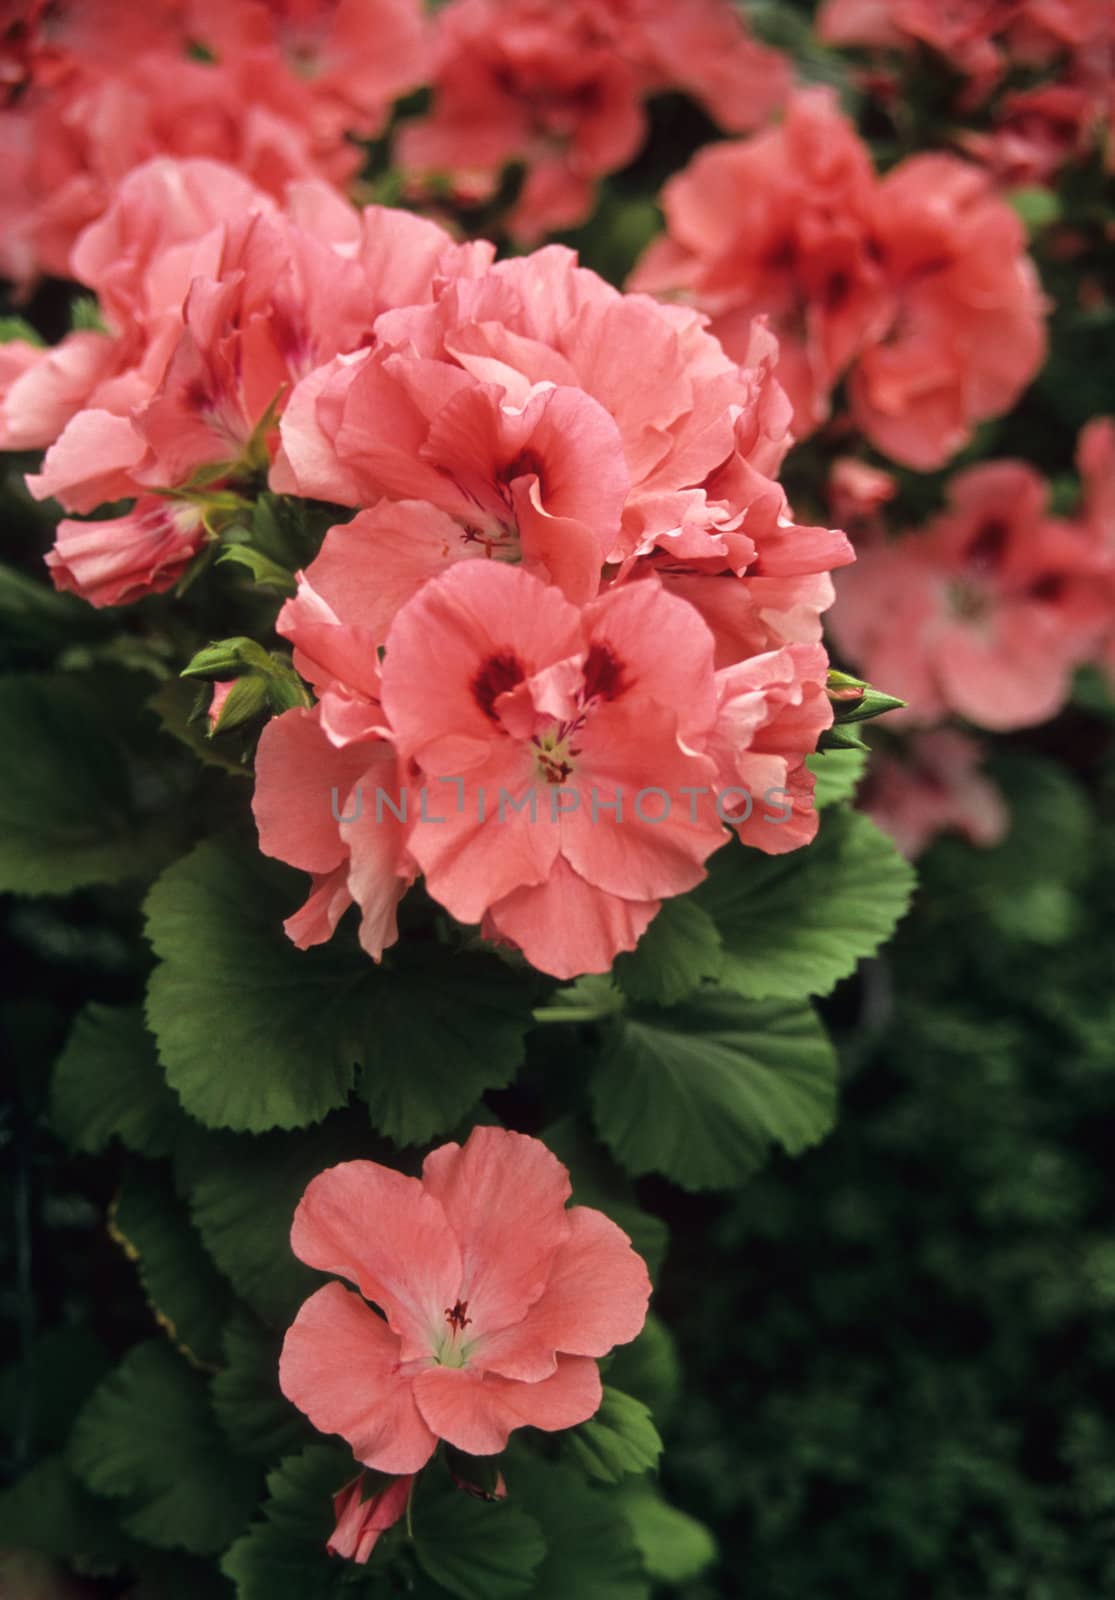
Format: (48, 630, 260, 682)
(411, 1355, 602, 1456)
(421, 1127, 572, 1336)
(279, 1283, 438, 1475)
(252, 708, 373, 875)
(291, 1162, 462, 1361)
(284, 863, 355, 950)
(477, 1206, 651, 1381)
(27, 409, 146, 512)
(486, 857, 659, 980)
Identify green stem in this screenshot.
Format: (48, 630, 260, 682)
(531, 1004, 618, 1024)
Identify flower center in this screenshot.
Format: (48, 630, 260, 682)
(434, 1300, 474, 1369)
(460, 519, 521, 561)
(947, 577, 990, 621)
(534, 728, 575, 785)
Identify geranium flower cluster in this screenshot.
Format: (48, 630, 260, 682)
(629, 87, 1048, 469)
(397, 0, 791, 241)
(831, 425, 1115, 732)
(12, 157, 487, 605)
(0, 0, 426, 285)
(817, 0, 1115, 186)
(14, 154, 850, 980)
(254, 252, 850, 977)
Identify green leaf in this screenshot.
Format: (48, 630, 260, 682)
(533, 973, 624, 1024)
(412, 1475, 547, 1600)
(1008, 185, 1061, 232)
(0, 1325, 110, 1454)
(0, 1457, 132, 1574)
(146, 837, 532, 1137)
(111, 1163, 234, 1368)
(564, 1388, 663, 1483)
(0, 562, 110, 654)
(220, 1445, 358, 1600)
(69, 1342, 258, 1556)
(216, 544, 297, 595)
(181, 637, 274, 679)
(604, 1315, 682, 1426)
(590, 990, 838, 1190)
(0, 672, 175, 895)
(70, 296, 108, 333)
(357, 949, 533, 1146)
(211, 1311, 307, 1461)
(503, 1458, 648, 1600)
(50, 1005, 182, 1159)
(540, 1117, 668, 1280)
(695, 809, 915, 1000)
(144, 841, 361, 1132)
(615, 1478, 718, 1584)
(172, 1123, 335, 1328)
(807, 746, 867, 808)
(613, 898, 723, 1006)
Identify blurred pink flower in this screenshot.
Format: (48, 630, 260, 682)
(630, 89, 1047, 468)
(397, 0, 788, 241)
(864, 730, 1008, 858)
(831, 458, 1113, 729)
(631, 89, 886, 439)
(0, 0, 426, 285)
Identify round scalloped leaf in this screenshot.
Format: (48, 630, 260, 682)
(694, 808, 915, 1000)
(502, 1458, 648, 1600)
(50, 1005, 183, 1158)
(145, 838, 532, 1136)
(111, 1163, 233, 1368)
(613, 898, 723, 1006)
(69, 1343, 258, 1557)
(590, 991, 837, 1191)
(411, 1470, 547, 1600)
(0, 672, 179, 895)
(563, 1387, 663, 1483)
(144, 840, 363, 1132)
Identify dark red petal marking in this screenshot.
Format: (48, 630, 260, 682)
(500, 449, 547, 496)
(472, 651, 526, 721)
(966, 518, 1009, 573)
(582, 642, 628, 703)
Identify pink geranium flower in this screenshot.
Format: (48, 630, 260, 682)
(397, 0, 787, 242)
(44, 498, 206, 609)
(375, 561, 727, 977)
(280, 1127, 652, 1468)
(831, 459, 1113, 730)
(252, 599, 413, 960)
(864, 731, 1008, 859)
(276, 244, 848, 627)
(630, 89, 886, 439)
(849, 154, 1047, 470)
(26, 160, 489, 609)
(709, 643, 834, 853)
(0, 0, 426, 286)
(629, 89, 1046, 468)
